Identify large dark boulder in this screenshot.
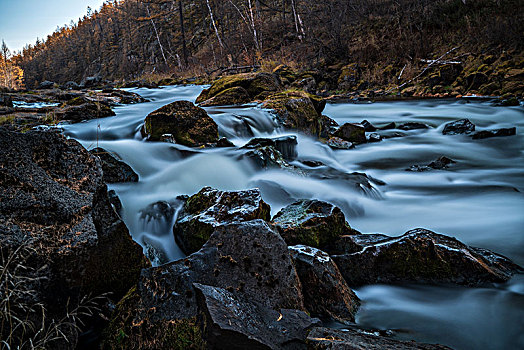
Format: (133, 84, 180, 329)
(59, 96, 115, 122)
(272, 200, 355, 248)
(330, 228, 522, 286)
(142, 100, 219, 146)
(333, 123, 366, 144)
(199, 86, 251, 106)
(307, 327, 452, 349)
(0, 129, 148, 349)
(174, 187, 271, 254)
(90, 148, 139, 183)
(289, 245, 360, 324)
(442, 119, 475, 135)
(103, 220, 305, 348)
(195, 283, 319, 350)
(471, 127, 516, 139)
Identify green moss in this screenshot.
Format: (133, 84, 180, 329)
(207, 73, 255, 98)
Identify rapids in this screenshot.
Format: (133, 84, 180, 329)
(61, 85, 523, 350)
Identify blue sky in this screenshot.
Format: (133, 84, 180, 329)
(0, 0, 106, 53)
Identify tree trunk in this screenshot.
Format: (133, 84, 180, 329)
(179, 0, 189, 66)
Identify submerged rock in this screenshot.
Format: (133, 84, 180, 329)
(242, 145, 297, 171)
(407, 156, 456, 172)
(472, 127, 516, 139)
(242, 135, 298, 160)
(333, 123, 367, 144)
(442, 118, 476, 135)
(90, 147, 139, 183)
(289, 245, 360, 324)
(330, 228, 523, 286)
(272, 200, 354, 248)
(398, 122, 430, 130)
(307, 327, 452, 349)
(174, 187, 271, 254)
(142, 100, 219, 146)
(195, 283, 319, 350)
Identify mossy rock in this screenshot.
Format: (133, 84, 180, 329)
(199, 86, 251, 106)
(247, 73, 281, 97)
(143, 100, 218, 146)
(338, 63, 360, 90)
(206, 73, 256, 98)
(333, 123, 366, 144)
(272, 65, 296, 85)
(272, 200, 353, 248)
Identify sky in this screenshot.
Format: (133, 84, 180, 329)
(0, 0, 106, 54)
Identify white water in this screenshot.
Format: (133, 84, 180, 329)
(61, 85, 524, 350)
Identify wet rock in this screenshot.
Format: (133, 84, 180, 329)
(242, 135, 298, 160)
(216, 137, 235, 147)
(0, 129, 148, 349)
(398, 122, 430, 130)
(330, 228, 523, 286)
(492, 97, 519, 107)
(272, 200, 353, 248)
(361, 119, 377, 132)
(333, 123, 366, 144)
(38, 80, 56, 89)
(407, 156, 456, 172)
(142, 100, 219, 146)
(90, 148, 139, 183)
(302, 160, 325, 167)
(242, 145, 297, 171)
(472, 127, 516, 139)
(367, 133, 382, 143)
(195, 283, 319, 350)
(103, 220, 305, 348)
(307, 327, 452, 349)
(0, 93, 13, 107)
(174, 187, 271, 254)
(106, 89, 147, 104)
(289, 245, 360, 323)
(199, 86, 251, 106)
(59, 96, 115, 122)
(378, 122, 396, 130)
(326, 136, 354, 150)
(442, 119, 476, 135)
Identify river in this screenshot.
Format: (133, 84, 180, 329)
(61, 85, 524, 350)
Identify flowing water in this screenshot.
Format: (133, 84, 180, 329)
(61, 85, 524, 350)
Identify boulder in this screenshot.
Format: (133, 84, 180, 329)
(242, 135, 298, 161)
(442, 119, 475, 135)
(174, 187, 271, 254)
(407, 156, 456, 172)
(398, 122, 429, 130)
(0, 129, 148, 349)
(361, 119, 377, 132)
(242, 145, 298, 171)
(472, 127, 516, 139)
(195, 283, 319, 350)
(0, 93, 13, 107)
(330, 228, 523, 286)
(326, 136, 354, 150)
(90, 148, 139, 183)
(199, 86, 251, 106)
(103, 220, 305, 348)
(142, 100, 219, 146)
(289, 245, 360, 323)
(307, 327, 452, 349)
(38, 80, 56, 89)
(63, 81, 81, 90)
(272, 200, 354, 248)
(333, 123, 367, 144)
(106, 89, 147, 104)
(59, 96, 115, 122)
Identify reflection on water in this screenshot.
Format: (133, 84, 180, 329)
(61, 85, 524, 350)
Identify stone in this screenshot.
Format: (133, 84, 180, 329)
(38, 80, 56, 89)
(407, 156, 456, 172)
(142, 100, 219, 146)
(216, 137, 235, 147)
(289, 245, 360, 323)
(472, 127, 516, 139)
(398, 122, 429, 130)
(199, 86, 251, 106)
(442, 119, 476, 135)
(330, 228, 523, 286)
(90, 148, 139, 183)
(272, 200, 353, 248)
(307, 327, 452, 349)
(63, 81, 81, 90)
(361, 119, 377, 132)
(59, 96, 116, 122)
(326, 137, 354, 150)
(367, 133, 382, 143)
(0, 93, 13, 107)
(194, 283, 319, 350)
(242, 135, 298, 160)
(174, 187, 271, 254)
(242, 145, 297, 171)
(333, 123, 366, 144)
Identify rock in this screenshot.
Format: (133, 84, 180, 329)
(472, 127, 516, 139)
(103, 220, 305, 348)
(272, 65, 296, 86)
(326, 136, 354, 150)
(493, 97, 519, 106)
(142, 100, 219, 146)
(302, 160, 325, 167)
(82, 76, 102, 88)
(0, 93, 13, 107)
(367, 133, 382, 143)
(442, 119, 476, 135)
(378, 122, 396, 130)
(216, 137, 235, 147)
(361, 119, 377, 132)
(289, 245, 360, 323)
(199, 86, 251, 106)
(272, 200, 353, 248)
(242, 145, 297, 170)
(242, 135, 298, 161)
(90, 148, 139, 183)
(59, 96, 115, 122)
(106, 89, 147, 104)
(194, 283, 319, 350)
(330, 228, 523, 286)
(0, 129, 148, 349)
(407, 156, 456, 172)
(248, 72, 281, 97)
(333, 123, 366, 144)
(398, 122, 429, 130)
(307, 327, 452, 349)
(38, 80, 56, 89)
(63, 81, 81, 90)
(174, 187, 271, 254)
